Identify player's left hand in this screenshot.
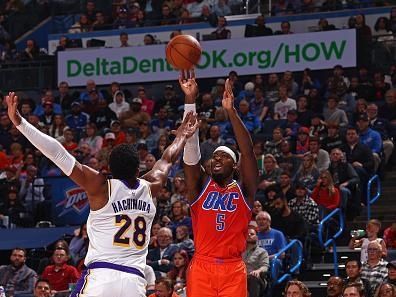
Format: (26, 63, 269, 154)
(179, 69, 198, 103)
(174, 111, 199, 139)
(222, 78, 235, 112)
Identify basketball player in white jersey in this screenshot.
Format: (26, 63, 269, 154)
(6, 92, 199, 297)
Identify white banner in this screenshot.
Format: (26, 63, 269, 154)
(57, 30, 356, 86)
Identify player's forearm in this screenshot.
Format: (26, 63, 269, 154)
(16, 117, 76, 175)
(183, 103, 200, 165)
(162, 134, 188, 164)
(227, 108, 253, 153)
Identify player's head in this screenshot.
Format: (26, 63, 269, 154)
(109, 143, 139, 179)
(210, 145, 239, 182)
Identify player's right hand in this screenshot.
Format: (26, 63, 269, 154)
(175, 111, 199, 139)
(179, 69, 198, 103)
(6, 92, 22, 126)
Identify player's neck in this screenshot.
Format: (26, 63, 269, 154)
(214, 176, 233, 188)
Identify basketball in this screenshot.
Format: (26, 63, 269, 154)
(166, 35, 202, 70)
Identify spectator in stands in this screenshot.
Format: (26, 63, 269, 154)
(343, 126, 375, 201)
(0, 185, 30, 227)
(258, 154, 282, 190)
(324, 94, 349, 127)
(278, 140, 300, 176)
(84, 0, 96, 23)
(256, 211, 287, 259)
(211, 16, 231, 39)
(163, 201, 192, 235)
(108, 90, 130, 119)
(92, 11, 109, 31)
(361, 241, 388, 291)
(119, 97, 151, 129)
(327, 276, 343, 297)
(318, 18, 336, 31)
(154, 85, 181, 120)
(139, 153, 156, 176)
(285, 280, 312, 297)
(344, 258, 371, 297)
(281, 71, 299, 98)
(294, 153, 319, 190)
(19, 164, 45, 208)
(174, 225, 194, 257)
(355, 14, 372, 68)
(42, 247, 80, 291)
(326, 65, 349, 99)
(69, 223, 89, 266)
(0, 247, 37, 295)
(277, 21, 293, 35)
(278, 171, 295, 201)
(271, 193, 306, 240)
(148, 277, 180, 297)
(55, 81, 73, 114)
(367, 103, 394, 165)
(289, 182, 319, 228)
(295, 127, 310, 157)
(271, 1, 294, 16)
(198, 92, 216, 123)
(20, 39, 40, 61)
(274, 85, 296, 120)
(250, 86, 269, 121)
(385, 261, 396, 285)
(349, 219, 387, 263)
(158, 4, 176, 26)
(186, 0, 209, 18)
(113, 6, 134, 29)
(238, 99, 261, 133)
(69, 14, 92, 33)
(48, 115, 65, 140)
(376, 283, 395, 297)
(322, 122, 343, 153)
(282, 109, 300, 140)
(78, 123, 102, 156)
(65, 102, 89, 136)
(137, 86, 155, 116)
(242, 227, 269, 297)
(311, 170, 340, 213)
(264, 128, 284, 159)
(248, 15, 273, 37)
(198, 5, 217, 27)
(89, 98, 117, 131)
(213, 0, 231, 16)
(147, 227, 178, 276)
(200, 125, 224, 162)
(34, 90, 62, 117)
(265, 73, 280, 104)
(149, 221, 161, 250)
(167, 249, 189, 291)
(119, 32, 130, 47)
(61, 127, 78, 153)
(379, 89, 396, 124)
(342, 283, 366, 297)
(328, 147, 360, 215)
(34, 278, 51, 297)
(383, 222, 396, 249)
(309, 137, 330, 172)
(150, 107, 174, 135)
(138, 120, 159, 152)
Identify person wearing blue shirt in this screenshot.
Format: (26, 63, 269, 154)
(256, 211, 287, 259)
(65, 102, 90, 137)
(356, 112, 383, 172)
(238, 99, 262, 134)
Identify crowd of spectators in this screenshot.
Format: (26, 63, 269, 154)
(0, 58, 395, 295)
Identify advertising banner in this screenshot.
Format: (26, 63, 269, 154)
(47, 177, 89, 226)
(58, 29, 356, 86)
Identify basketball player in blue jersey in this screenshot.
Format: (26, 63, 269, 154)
(6, 92, 199, 297)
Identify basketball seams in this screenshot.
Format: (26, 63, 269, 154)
(165, 35, 202, 70)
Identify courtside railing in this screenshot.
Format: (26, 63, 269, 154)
(271, 239, 303, 285)
(318, 208, 344, 276)
(367, 174, 381, 220)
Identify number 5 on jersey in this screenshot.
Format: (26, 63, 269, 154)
(216, 213, 225, 231)
(113, 214, 147, 249)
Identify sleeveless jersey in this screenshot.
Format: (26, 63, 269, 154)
(85, 178, 156, 273)
(191, 178, 251, 259)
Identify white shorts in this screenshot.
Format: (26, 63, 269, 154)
(71, 265, 146, 297)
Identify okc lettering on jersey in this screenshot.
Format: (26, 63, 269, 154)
(202, 191, 239, 212)
(111, 198, 151, 213)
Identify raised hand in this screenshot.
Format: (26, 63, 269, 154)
(6, 92, 22, 126)
(176, 111, 199, 139)
(222, 78, 235, 112)
(179, 69, 198, 103)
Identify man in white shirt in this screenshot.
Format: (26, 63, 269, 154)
(274, 85, 296, 119)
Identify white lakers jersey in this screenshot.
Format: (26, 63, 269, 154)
(85, 178, 156, 273)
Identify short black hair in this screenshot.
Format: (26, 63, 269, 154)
(345, 257, 362, 268)
(12, 247, 27, 257)
(155, 277, 174, 291)
(35, 278, 51, 289)
(109, 144, 139, 179)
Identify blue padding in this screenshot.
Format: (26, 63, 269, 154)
(0, 226, 77, 250)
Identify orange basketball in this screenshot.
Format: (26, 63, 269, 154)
(166, 35, 202, 70)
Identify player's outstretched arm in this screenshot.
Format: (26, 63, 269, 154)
(179, 69, 205, 202)
(142, 112, 199, 197)
(6, 92, 107, 210)
(222, 79, 258, 206)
